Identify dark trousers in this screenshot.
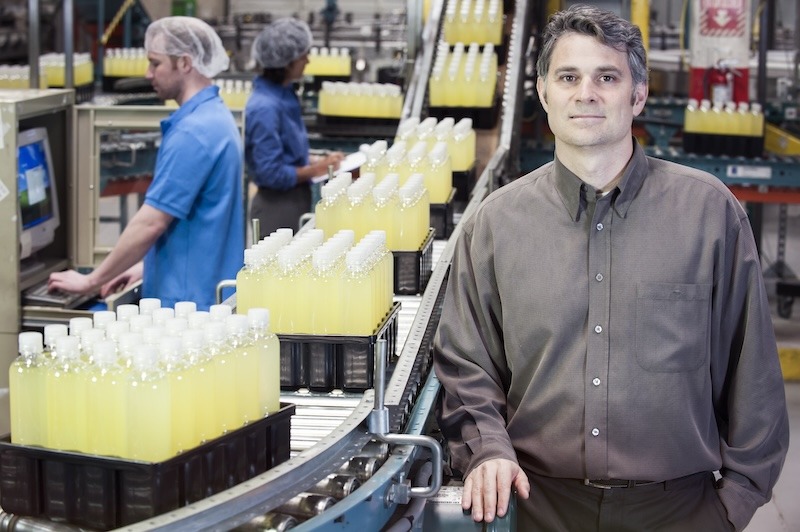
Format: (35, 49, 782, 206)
(517, 472, 734, 532)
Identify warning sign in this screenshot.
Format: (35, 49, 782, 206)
(699, 0, 746, 37)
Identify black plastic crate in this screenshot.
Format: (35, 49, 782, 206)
(428, 95, 500, 129)
(431, 189, 456, 239)
(279, 302, 400, 392)
(0, 404, 294, 530)
(393, 229, 434, 296)
(452, 164, 477, 202)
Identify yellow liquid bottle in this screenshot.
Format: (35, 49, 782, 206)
(138, 297, 162, 316)
(247, 308, 281, 416)
(206, 321, 239, 433)
(159, 337, 195, 454)
(398, 174, 431, 251)
(183, 329, 217, 443)
(46, 335, 89, 452)
(43, 324, 68, 363)
(236, 248, 260, 315)
(343, 249, 373, 335)
(127, 345, 173, 461)
(86, 340, 127, 457)
(371, 174, 401, 250)
(426, 141, 454, 203)
(226, 314, 261, 425)
(383, 142, 407, 185)
(10, 332, 48, 446)
(405, 141, 430, 187)
(451, 118, 477, 171)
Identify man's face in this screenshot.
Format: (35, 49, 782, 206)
(146, 50, 184, 101)
(536, 33, 647, 151)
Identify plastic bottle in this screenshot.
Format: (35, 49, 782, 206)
(370, 174, 401, 250)
(158, 336, 195, 453)
(43, 323, 68, 361)
(117, 331, 143, 368)
(9, 332, 48, 446)
(86, 340, 127, 457)
(127, 345, 173, 461)
(246, 308, 281, 416)
(128, 313, 153, 333)
(79, 328, 106, 364)
(46, 335, 88, 452)
(209, 304, 233, 321)
(426, 141, 454, 203)
(237, 248, 262, 315)
(93, 310, 117, 330)
(382, 142, 407, 184)
(208, 321, 238, 433)
(226, 314, 261, 425)
(182, 329, 216, 442)
(343, 248, 372, 335)
(682, 98, 699, 153)
(397, 174, 431, 251)
(69, 316, 93, 338)
(451, 118, 477, 172)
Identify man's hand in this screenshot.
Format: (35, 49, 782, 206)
(101, 262, 144, 297)
(462, 458, 531, 523)
(48, 270, 97, 295)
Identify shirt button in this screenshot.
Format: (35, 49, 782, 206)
(594, 325, 603, 334)
(592, 428, 600, 436)
(596, 223, 604, 231)
(595, 273, 604, 282)
(592, 378, 601, 386)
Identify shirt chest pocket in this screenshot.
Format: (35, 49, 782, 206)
(635, 282, 712, 372)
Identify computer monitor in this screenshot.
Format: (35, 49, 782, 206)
(17, 127, 60, 262)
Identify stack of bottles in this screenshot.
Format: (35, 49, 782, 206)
(236, 229, 395, 336)
(306, 47, 352, 77)
(682, 98, 765, 158)
(443, 0, 503, 45)
(8, 300, 280, 463)
(395, 115, 476, 173)
(0, 64, 48, 89)
(429, 42, 497, 108)
(317, 81, 403, 119)
(103, 48, 149, 78)
(39, 53, 94, 87)
(360, 139, 453, 203)
(214, 78, 253, 109)
(316, 171, 431, 248)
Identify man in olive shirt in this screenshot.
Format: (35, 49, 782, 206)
(433, 5, 789, 531)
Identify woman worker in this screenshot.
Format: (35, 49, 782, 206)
(246, 18, 344, 239)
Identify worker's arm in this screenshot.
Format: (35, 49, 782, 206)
(48, 204, 173, 295)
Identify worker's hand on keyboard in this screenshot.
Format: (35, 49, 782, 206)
(48, 269, 96, 295)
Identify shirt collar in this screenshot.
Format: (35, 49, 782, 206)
(553, 139, 649, 222)
(253, 75, 295, 96)
(161, 85, 220, 134)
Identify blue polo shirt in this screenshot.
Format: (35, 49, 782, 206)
(143, 85, 244, 310)
(244, 76, 310, 190)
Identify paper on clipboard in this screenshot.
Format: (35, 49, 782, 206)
(311, 151, 367, 184)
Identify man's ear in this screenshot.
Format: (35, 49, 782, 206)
(536, 77, 549, 113)
(632, 83, 648, 116)
(177, 55, 193, 74)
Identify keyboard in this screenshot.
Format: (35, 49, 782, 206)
(23, 281, 94, 309)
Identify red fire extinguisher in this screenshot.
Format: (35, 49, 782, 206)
(704, 60, 735, 105)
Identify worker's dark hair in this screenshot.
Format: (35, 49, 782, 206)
(260, 66, 288, 85)
(536, 4, 648, 87)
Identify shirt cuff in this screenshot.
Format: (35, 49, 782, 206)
(716, 476, 760, 531)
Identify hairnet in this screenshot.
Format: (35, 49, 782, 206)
(252, 18, 313, 69)
(145, 16, 229, 78)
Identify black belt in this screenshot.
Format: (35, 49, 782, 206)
(583, 478, 661, 489)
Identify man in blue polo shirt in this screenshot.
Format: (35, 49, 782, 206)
(49, 17, 244, 310)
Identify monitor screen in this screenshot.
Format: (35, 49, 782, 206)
(17, 127, 60, 261)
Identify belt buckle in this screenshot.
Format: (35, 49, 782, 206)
(584, 479, 633, 489)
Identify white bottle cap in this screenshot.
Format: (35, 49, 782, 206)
(138, 298, 162, 315)
(69, 316, 94, 337)
(164, 317, 189, 336)
(128, 314, 153, 332)
(142, 326, 164, 346)
(55, 335, 80, 360)
(209, 304, 233, 321)
(188, 310, 211, 329)
(93, 310, 117, 330)
(44, 324, 68, 348)
(225, 314, 250, 336)
(118, 332, 144, 354)
(205, 321, 227, 344)
(93, 340, 118, 365)
(182, 329, 206, 351)
(18, 331, 44, 354)
(151, 307, 175, 325)
(174, 301, 197, 318)
(105, 320, 130, 342)
(116, 304, 139, 321)
(247, 308, 271, 331)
